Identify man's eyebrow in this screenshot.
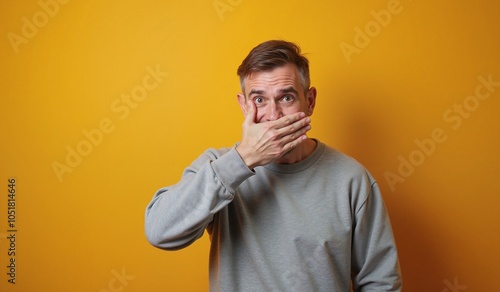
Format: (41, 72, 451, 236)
(248, 89, 264, 96)
(248, 87, 298, 96)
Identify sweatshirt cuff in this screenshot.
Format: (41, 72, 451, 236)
(211, 147, 255, 194)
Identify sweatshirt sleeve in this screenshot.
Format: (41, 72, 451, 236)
(351, 177, 403, 291)
(145, 147, 254, 250)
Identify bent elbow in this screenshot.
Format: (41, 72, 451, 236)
(145, 224, 166, 249)
(144, 221, 177, 250)
(144, 220, 203, 251)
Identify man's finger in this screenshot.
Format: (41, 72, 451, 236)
(274, 112, 307, 129)
(244, 100, 257, 125)
(275, 114, 310, 137)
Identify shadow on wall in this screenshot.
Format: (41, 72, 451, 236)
(335, 83, 454, 291)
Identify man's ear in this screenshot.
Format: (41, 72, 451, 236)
(237, 93, 247, 115)
(306, 87, 317, 116)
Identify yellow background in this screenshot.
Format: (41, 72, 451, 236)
(1, 0, 499, 291)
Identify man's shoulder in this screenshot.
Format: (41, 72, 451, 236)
(320, 143, 362, 167)
(319, 143, 373, 180)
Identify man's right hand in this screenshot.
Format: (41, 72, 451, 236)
(235, 101, 312, 169)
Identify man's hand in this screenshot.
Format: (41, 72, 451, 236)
(236, 101, 311, 169)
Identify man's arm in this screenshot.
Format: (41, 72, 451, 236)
(145, 147, 254, 250)
(351, 179, 403, 291)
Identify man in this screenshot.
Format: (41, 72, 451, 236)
(145, 40, 402, 291)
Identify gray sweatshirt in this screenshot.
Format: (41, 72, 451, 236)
(145, 140, 402, 291)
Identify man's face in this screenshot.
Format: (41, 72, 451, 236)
(238, 63, 316, 122)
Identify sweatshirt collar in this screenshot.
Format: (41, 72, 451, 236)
(262, 139, 325, 174)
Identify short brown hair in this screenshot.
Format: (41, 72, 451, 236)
(237, 40, 310, 93)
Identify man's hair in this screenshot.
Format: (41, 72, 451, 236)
(237, 40, 310, 93)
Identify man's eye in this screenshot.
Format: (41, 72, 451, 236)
(282, 95, 294, 102)
(254, 97, 264, 104)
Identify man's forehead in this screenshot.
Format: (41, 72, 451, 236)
(244, 65, 301, 94)
(245, 63, 299, 80)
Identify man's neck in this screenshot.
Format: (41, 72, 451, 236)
(275, 138, 317, 164)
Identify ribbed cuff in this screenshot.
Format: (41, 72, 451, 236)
(211, 147, 255, 193)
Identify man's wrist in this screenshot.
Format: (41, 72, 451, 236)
(235, 144, 258, 170)
(212, 148, 256, 192)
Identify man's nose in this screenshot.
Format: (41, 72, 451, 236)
(265, 102, 282, 121)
